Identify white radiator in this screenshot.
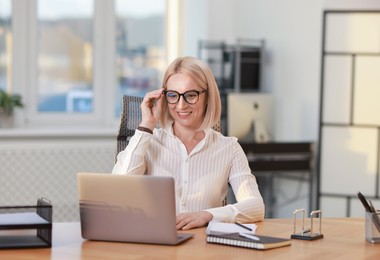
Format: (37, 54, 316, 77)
(0, 140, 116, 222)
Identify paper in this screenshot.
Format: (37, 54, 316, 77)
(206, 221, 257, 235)
(0, 212, 49, 225)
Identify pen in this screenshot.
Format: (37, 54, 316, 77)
(369, 200, 376, 213)
(357, 192, 373, 212)
(239, 232, 260, 241)
(235, 222, 252, 231)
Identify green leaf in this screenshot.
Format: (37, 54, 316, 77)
(0, 89, 24, 116)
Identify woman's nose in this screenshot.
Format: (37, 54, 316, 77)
(176, 95, 188, 108)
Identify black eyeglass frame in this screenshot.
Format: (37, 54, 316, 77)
(162, 89, 207, 104)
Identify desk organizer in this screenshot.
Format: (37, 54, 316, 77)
(365, 211, 380, 244)
(0, 198, 52, 249)
(291, 208, 323, 241)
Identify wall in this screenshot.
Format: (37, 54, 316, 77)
(181, 0, 380, 217)
(182, 0, 322, 217)
(181, 0, 237, 56)
(235, 0, 322, 142)
(183, 0, 380, 141)
(182, 0, 322, 141)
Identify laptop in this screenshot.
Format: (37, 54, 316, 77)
(77, 172, 194, 245)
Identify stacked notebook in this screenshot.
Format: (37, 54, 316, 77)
(206, 221, 291, 250)
(206, 232, 291, 250)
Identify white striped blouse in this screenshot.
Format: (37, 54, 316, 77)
(112, 124, 265, 223)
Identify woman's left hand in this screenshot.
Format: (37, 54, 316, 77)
(176, 211, 213, 230)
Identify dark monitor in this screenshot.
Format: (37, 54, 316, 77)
(239, 51, 261, 91)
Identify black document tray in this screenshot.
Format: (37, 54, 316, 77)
(0, 198, 52, 249)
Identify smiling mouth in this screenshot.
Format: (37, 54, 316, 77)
(177, 112, 191, 117)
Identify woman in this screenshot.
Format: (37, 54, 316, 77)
(112, 56, 264, 230)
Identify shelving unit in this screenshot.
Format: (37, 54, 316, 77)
(0, 198, 52, 249)
(198, 39, 264, 135)
(318, 10, 380, 217)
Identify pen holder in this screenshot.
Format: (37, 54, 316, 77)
(365, 211, 380, 243)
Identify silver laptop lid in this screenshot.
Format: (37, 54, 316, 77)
(77, 173, 193, 245)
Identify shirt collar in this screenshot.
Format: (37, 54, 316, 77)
(163, 121, 212, 138)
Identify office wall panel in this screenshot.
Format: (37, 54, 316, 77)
(320, 197, 347, 217)
(320, 127, 378, 196)
(354, 56, 380, 125)
(322, 56, 352, 124)
(319, 11, 380, 217)
(326, 13, 380, 53)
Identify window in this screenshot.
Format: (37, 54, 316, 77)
(9, 0, 176, 127)
(37, 0, 94, 113)
(0, 0, 11, 91)
(115, 0, 166, 117)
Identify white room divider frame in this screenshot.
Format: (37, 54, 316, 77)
(318, 10, 380, 217)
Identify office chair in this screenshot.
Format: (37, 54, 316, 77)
(115, 95, 222, 161)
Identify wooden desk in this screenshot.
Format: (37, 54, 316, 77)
(0, 218, 379, 259)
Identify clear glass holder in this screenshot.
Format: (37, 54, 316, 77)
(365, 211, 380, 244)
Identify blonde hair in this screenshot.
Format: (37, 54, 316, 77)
(159, 56, 221, 130)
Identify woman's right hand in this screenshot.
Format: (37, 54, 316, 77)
(139, 88, 164, 130)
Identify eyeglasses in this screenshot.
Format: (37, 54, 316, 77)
(162, 89, 207, 104)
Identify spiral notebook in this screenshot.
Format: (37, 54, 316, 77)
(206, 232, 291, 250)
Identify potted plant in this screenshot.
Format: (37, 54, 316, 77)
(0, 89, 24, 128)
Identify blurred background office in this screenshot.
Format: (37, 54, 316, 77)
(1, 0, 380, 222)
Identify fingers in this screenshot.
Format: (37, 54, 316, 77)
(142, 88, 164, 106)
(140, 88, 164, 129)
(176, 214, 194, 230)
(176, 211, 213, 230)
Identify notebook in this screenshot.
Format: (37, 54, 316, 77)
(206, 232, 291, 250)
(77, 172, 194, 245)
(206, 221, 257, 235)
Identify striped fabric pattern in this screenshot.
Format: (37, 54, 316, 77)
(113, 124, 265, 223)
